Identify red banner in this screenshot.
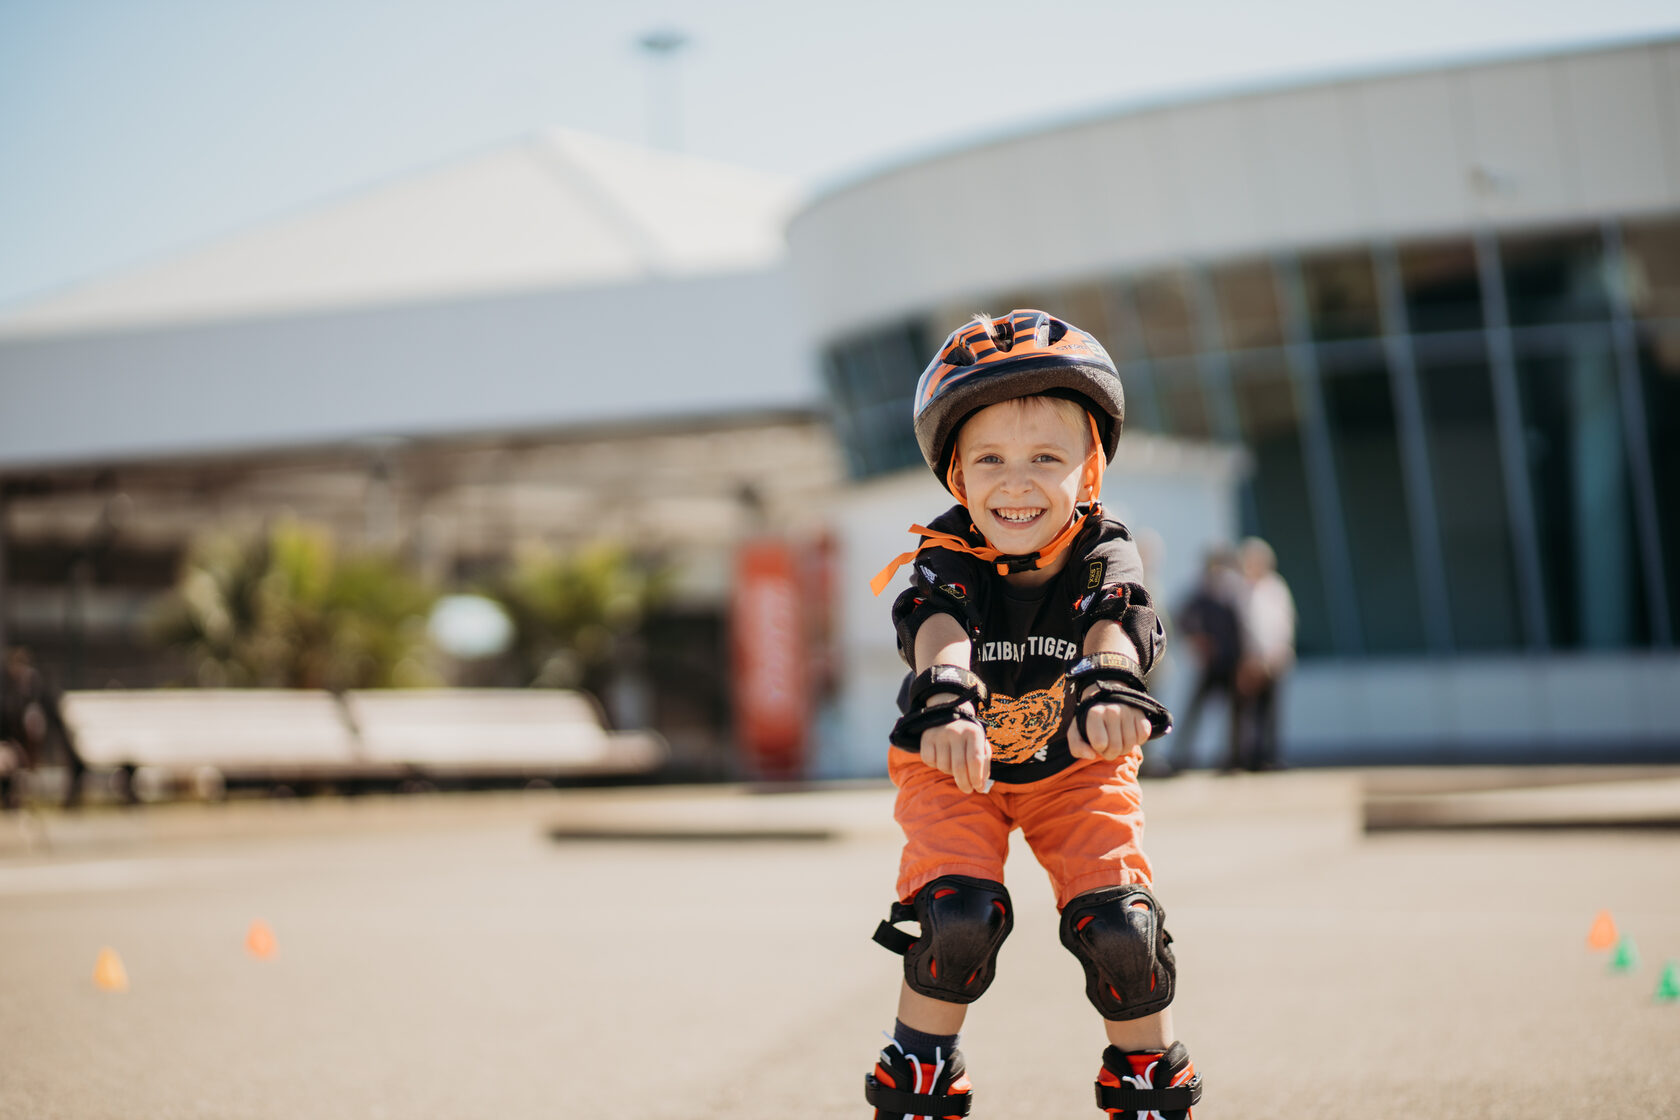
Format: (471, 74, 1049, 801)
(731, 539, 809, 779)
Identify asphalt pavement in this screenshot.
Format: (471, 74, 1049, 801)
(2, 769, 1678, 1118)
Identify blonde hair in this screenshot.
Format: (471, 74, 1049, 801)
(954, 394, 1095, 458)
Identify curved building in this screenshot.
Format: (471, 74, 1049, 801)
(789, 35, 1680, 762)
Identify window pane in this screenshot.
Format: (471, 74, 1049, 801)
(1516, 327, 1650, 648)
(1230, 354, 1334, 656)
(1117, 359, 1165, 434)
(1636, 324, 1680, 639)
(1318, 343, 1425, 652)
(1414, 349, 1523, 649)
(1047, 281, 1118, 345)
(1209, 259, 1284, 351)
(1049, 282, 1143, 420)
(824, 322, 927, 479)
(1398, 239, 1484, 334)
(1500, 228, 1611, 327)
(1622, 217, 1680, 322)
(1130, 272, 1196, 359)
(1301, 249, 1381, 342)
(1153, 358, 1211, 439)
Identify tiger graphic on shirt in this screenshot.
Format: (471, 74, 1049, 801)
(980, 677, 1068, 765)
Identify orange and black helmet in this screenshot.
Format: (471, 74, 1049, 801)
(913, 309, 1124, 487)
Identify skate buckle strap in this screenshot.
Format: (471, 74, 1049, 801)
(1094, 1072, 1202, 1113)
(865, 1075, 973, 1117)
(871, 900, 919, 955)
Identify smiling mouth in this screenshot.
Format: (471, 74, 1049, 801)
(993, 508, 1044, 525)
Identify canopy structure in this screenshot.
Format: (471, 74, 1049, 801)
(0, 128, 816, 469)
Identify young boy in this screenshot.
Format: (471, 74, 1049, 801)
(864, 310, 1201, 1119)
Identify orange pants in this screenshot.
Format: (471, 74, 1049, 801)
(888, 749, 1153, 910)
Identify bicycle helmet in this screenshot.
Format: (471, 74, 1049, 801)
(914, 309, 1125, 489)
(868, 311, 1127, 595)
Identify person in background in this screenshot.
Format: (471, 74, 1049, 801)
(0, 648, 84, 809)
(1232, 538, 1295, 772)
(1161, 547, 1243, 776)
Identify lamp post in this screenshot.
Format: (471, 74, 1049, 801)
(636, 28, 690, 152)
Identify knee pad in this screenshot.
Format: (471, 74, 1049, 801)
(1059, 884, 1176, 1020)
(873, 876, 1013, 1004)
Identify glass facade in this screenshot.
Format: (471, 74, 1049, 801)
(1414, 350, 1524, 650)
(823, 321, 929, 479)
(822, 218, 1680, 658)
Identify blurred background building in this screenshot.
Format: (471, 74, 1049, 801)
(3, 34, 1678, 778)
(795, 34, 1680, 767)
(0, 130, 837, 774)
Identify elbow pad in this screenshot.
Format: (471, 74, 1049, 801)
(891, 584, 981, 667)
(1075, 582, 1165, 675)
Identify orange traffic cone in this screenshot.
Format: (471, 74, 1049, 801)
(93, 947, 129, 992)
(245, 919, 277, 960)
(1587, 910, 1618, 951)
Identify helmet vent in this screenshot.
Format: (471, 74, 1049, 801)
(993, 318, 1016, 352)
(947, 344, 976, 367)
(1046, 317, 1069, 344)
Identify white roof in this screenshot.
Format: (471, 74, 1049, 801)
(0, 127, 800, 339)
(0, 130, 817, 469)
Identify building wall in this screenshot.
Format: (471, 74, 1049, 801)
(789, 39, 1680, 341)
(0, 266, 817, 470)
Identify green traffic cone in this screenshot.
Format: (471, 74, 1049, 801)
(1609, 936, 1639, 974)
(1654, 961, 1680, 1003)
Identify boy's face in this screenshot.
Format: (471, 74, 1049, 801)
(951, 398, 1091, 558)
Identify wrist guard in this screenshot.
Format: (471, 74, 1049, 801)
(1064, 652, 1173, 742)
(889, 666, 989, 750)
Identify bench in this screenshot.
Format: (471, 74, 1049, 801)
(57, 688, 667, 797)
(61, 690, 364, 783)
(341, 689, 667, 778)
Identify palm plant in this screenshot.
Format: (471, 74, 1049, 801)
(151, 520, 438, 690)
(489, 542, 668, 692)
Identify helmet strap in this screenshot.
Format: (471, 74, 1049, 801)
(1081, 412, 1106, 504)
(870, 415, 1108, 596)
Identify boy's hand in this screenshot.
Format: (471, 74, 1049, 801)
(919, 692, 991, 794)
(1067, 692, 1153, 761)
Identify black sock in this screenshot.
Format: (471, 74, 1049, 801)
(892, 1019, 960, 1060)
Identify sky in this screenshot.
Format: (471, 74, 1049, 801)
(2, 0, 1679, 311)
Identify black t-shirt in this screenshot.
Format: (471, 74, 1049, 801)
(890, 504, 1155, 785)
